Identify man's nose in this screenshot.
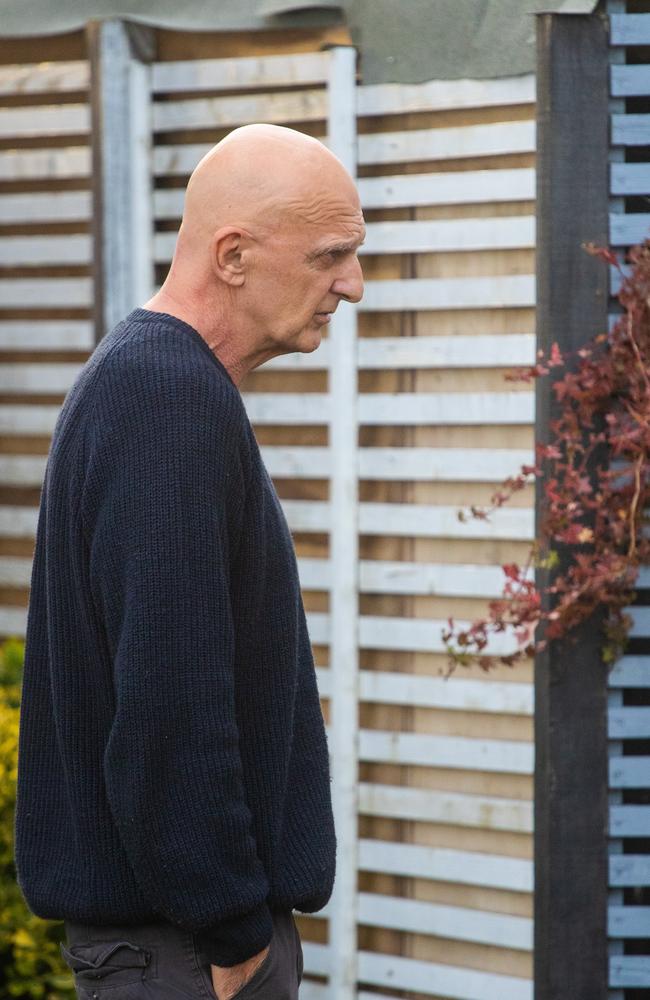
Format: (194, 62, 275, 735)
(331, 255, 364, 304)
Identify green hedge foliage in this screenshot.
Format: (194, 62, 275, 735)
(0, 637, 74, 999)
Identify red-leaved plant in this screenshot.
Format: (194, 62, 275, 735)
(442, 240, 650, 674)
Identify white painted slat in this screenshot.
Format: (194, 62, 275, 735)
(315, 666, 534, 715)
(357, 74, 535, 116)
(610, 956, 650, 989)
(356, 950, 532, 1000)
(0, 321, 93, 351)
(0, 104, 89, 139)
(260, 445, 533, 482)
(357, 891, 532, 950)
(358, 559, 532, 596)
(608, 906, 650, 938)
(357, 614, 522, 655)
(0, 61, 89, 95)
(153, 89, 328, 132)
(242, 390, 535, 426)
(359, 728, 533, 773)
(360, 275, 535, 311)
(609, 757, 650, 788)
(0, 606, 28, 636)
(608, 708, 650, 739)
(154, 217, 536, 261)
(0, 456, 46, 486)
(609, 855, 650, 887)
(358, 782, 533, 833)
(358, 392, 534, 426)
(0, 235, 91, 267)
(0, 280, 92, 310)
(611, 65, 650, 96)
(358, 838, 533, 892)
(0, 557, 32, 586)
(610, 164, 650, 196)
(358, 120, 536, 166)
(608, 656, 650, 688)
(611, 113, 650, 146)
(357, 333, 536, 368)
(0, 191, 91, 224)
(610, 212, 650, 246)
(610, 806, 650, 838)
(153, 166, 537, 211)
(0, 506, 39, 537)
(0, 147, 90, 181)
(152, 52, 330, 93)
(358, 167, 536, 209)
(630, 606, 650, 637)
(610, 14, 650, 45)
(0, 405, 62, 434)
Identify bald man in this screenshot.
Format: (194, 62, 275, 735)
(14, 124, 364, 1000)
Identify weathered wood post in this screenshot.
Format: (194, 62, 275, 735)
(534, 5, 610, 998)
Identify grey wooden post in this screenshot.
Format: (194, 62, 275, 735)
(86, 19, 155, 343)
(534, 6, 610, 999)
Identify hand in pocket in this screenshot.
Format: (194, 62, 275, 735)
(210, 941, 271, 1000)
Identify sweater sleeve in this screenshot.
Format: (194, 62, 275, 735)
(81, 359, 273, 967)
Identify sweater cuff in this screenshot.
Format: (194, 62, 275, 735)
(194, 901, 274, 967)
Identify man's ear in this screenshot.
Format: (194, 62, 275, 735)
(210, 227, 247, 286)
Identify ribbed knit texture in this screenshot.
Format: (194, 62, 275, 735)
(14, 308, 337, 966)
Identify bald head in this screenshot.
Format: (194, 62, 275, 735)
(178, 123, 359, 251)
(147, 123, 364, 381)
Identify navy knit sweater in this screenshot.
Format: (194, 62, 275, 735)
(14, 308, 337, 966)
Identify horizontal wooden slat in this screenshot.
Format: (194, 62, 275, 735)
(610, 212, 650, 246)
(358, 120, 536, 165)
(609, 854, 650, 887)
(608, 656, 650, 688)
(315, 667, 534, 715)
(357, 891, 532, 950)
(0, 363, 85, 392)
(152, 52, 330, 93)
(0, 104, 89, 139)
(260, 334, 536, 370)
(0, 146, 90, 182)
(608, 708, 650, 739)
(0, 191, 91, 224)
(155, 216, 536, 262)
(0, 456, 46, 486)
(0, 235, 91, 266)
(358, 838, 533, 892)
(154, 168, 537, 213)
(0, 405, 62, 434)
(0, 606, 27, 636)
(357, 74, 536, 116)
(283, 499, 534, 539)
(0, 280, 91, 309)
(0, 556, 32, 586)
(629, 605, 650, 637)
(611, 64, 650, 97)
(609, 757, 650, 788)
(610, 162, 650, 196)
(355, 950, 532, 1000)
(611, 113, 650, 146)
(608, 906, 650, 938)
(359, 782, 533, 833)
(357, 614, 522, 654)
(610, 806, 650, 838)
(359, 728, 533, 773)
(610, 14, 650, 45)
(360, 275, 535, 311)
(153, 89, 328, 132)
(610, 956, 650, 990)
(259, 445, 533, 482)
(0, 320, 93, 351)
(0, 61, 89, 96)
(240, 390, 535, 426)
(357, 559, 532, 597)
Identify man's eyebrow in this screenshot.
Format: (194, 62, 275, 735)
(306, 234, 366, 262)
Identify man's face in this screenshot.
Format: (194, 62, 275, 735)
(243, 193, 365, 353)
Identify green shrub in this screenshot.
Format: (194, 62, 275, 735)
(0, 637, 74, 999)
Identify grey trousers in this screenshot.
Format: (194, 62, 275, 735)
(61, 908, 303, 1000)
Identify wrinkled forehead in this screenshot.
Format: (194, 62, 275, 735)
(272, 188, 365, 244)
